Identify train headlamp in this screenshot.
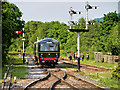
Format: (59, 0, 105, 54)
(56, 54, 58, 57)
(42, 61, 45, 63)
(40, 54, 43, 57)
(41, 57, 44, 60)
(55, 57, 57, 60)
(55, 57, 58, 63)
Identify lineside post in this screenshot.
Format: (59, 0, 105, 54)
(22, 28, 25, 64)
(68, 6, 89, 72)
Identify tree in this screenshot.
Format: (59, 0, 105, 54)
(8, 11, 120, 59)
(98, 11, 119, 54)
(2, 1, 25, 65)
(77, 17, 86, 29)
(107, 24, 120, 55)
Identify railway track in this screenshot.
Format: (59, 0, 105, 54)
(23, 69, 50, 89)
(24, 68, 70, 89)
(23, 67, 104, 89)
(25, 55, 104, 89)
(9, 53, 108, 89)
(51, 70, 79, 89)
(60, 59, 111, 71)
(51, 69, 104, 90)
(23, 68, 63, 89)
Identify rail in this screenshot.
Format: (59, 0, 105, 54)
(50, 70, 67, 90)
(23, 70, 50, 90)
(51, 70, 79, 90)
(2, 57, 14, 90)
(63, 70, 67, 80)
(50, 78, 61, 90)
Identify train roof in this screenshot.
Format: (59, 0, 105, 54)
(34, 42, 38, 44)
(37, 38, 59, 44)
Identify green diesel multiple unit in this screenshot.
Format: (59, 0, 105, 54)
(33, 38, 60, 67)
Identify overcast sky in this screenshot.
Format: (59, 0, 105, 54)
(8, 0, 120, 24)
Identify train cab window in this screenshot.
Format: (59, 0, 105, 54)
(40, 43, 58, 51)
(49, 44, 58, 51)
(40, 44, 49, 51)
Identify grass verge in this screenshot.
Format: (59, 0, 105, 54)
(11, 55, 28, 82)
(2, 55, 28, 83)
(74, 59, 117, 69)
(2, 55, 14, 79)
(60, 53, 117, 69)
(60, 65, 119, 88)
(76, 59, 118, 88)
(60, 56, 119, 88)
(83, 70, 119, 89)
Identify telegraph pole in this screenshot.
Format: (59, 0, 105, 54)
(22, 28, 25, 64)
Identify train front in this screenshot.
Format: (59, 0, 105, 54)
(38, 38, 60, 67)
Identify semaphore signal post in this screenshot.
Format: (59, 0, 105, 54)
(22, 28, 25, 64)
(68, 7, 88, 72)
(68, 2, 99, 71)
(14, 28, 25, 64)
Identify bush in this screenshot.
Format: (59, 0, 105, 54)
(111, 61, 120, 79)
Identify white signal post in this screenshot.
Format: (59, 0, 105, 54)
(68, 2, 99, 72)
(77, 33, 80, 59)
(22, 28, 25, 64)
(85, 1, 99, 29)
(68, 7, 83, 72)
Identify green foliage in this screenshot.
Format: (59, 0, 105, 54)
(2, 1, 25, 66)
(2, 55, 13, 78)
(111, 61, 120, 79)
(65, 32, 77, 53)
(97, 72, 119, 89)
(9, 21, 69, 54)
(107, 24, 120, 55)
(8, 10, 120, 63)
(97, 11, 120, 54)
(77, 17, 86, 29)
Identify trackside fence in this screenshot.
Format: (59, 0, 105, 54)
(2, 57, 14, 90)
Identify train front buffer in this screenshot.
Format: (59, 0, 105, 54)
(39, 53, 59, 65)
